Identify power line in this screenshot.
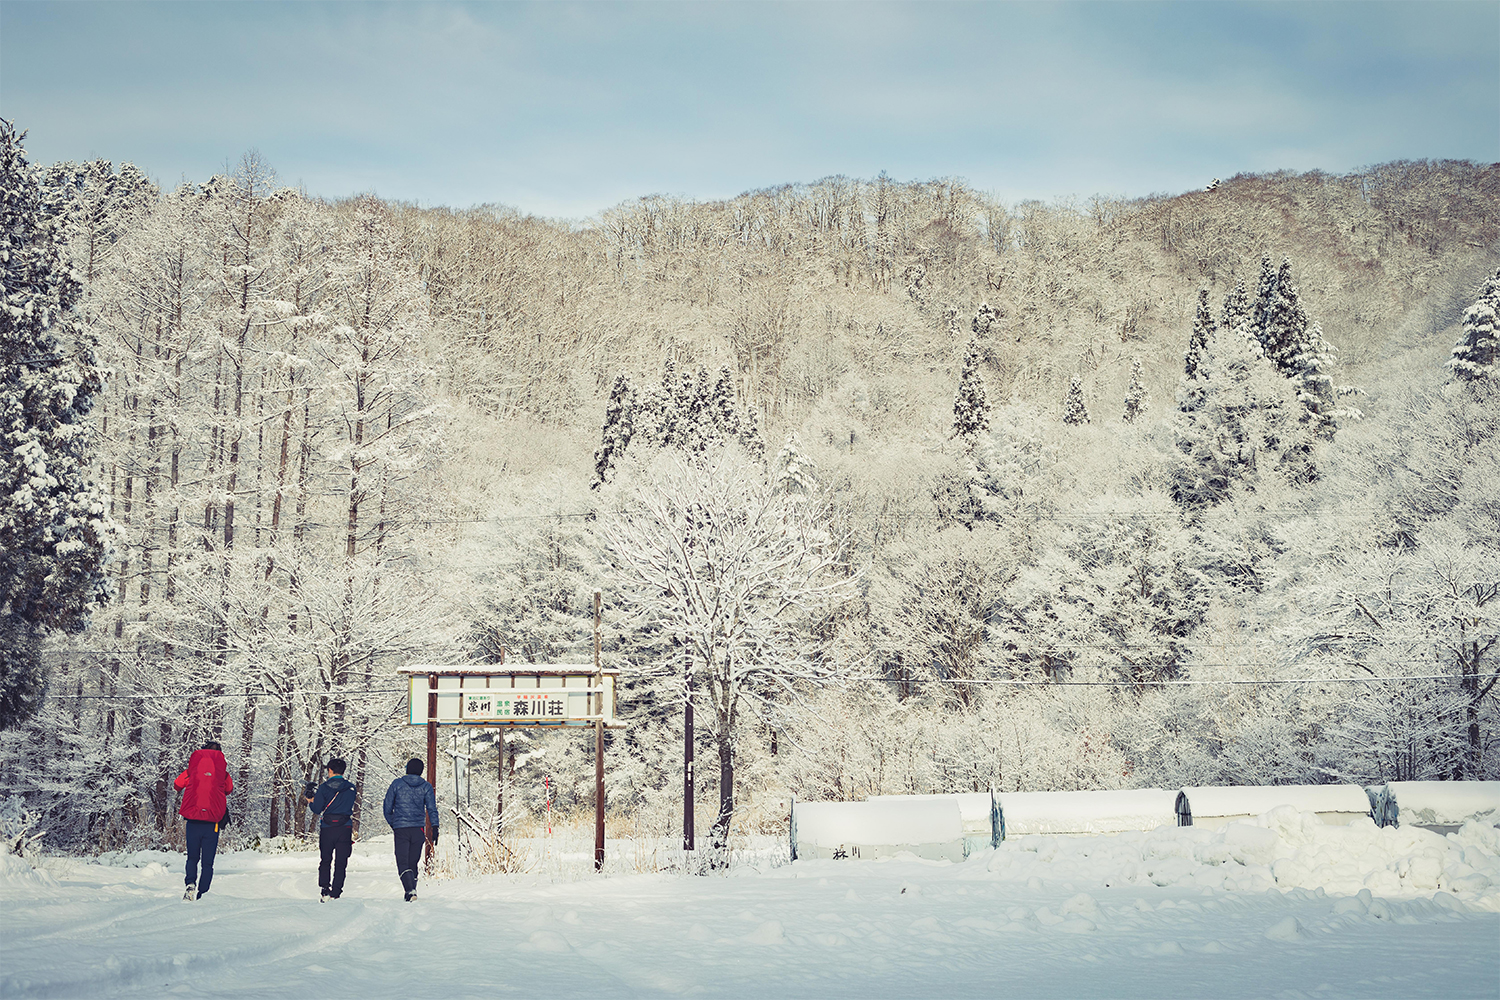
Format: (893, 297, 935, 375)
(38, 669, 1485, 701)
(842, 673, 1470, 688)
(42, 688, 410, 701)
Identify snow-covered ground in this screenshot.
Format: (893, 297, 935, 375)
(3, 809, 1498, 999)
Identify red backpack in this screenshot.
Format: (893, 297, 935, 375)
(175, 747, 233, 823)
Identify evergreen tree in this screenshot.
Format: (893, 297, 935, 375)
(1251, 253, 1277, 344)
(1123, 357, 1150, 423)
(710, 365, 741, 440)
(1181, 289, 1216, 411)
(952, 340, 989, 442)
(1168, 321, 1311, 507)
(1220, 278, 1250, 335)
(656, 357, 681, 448)
(1259, 257, 1310, 375)
(632, 377, 669, 449)
(0, 120, 111, 729)
(772, 431, 818, 495)
(683, 365, 716, 453)
(1062, 376, 1089, 425)
(592, 373, 636, 489)
(1450, 267, 1500, 383)
(1290, 322, 1340, 440)
(739, 403, 767, 465)
(971, 301, 999, 337)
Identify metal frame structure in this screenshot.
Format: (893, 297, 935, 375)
(397, 593, 623, 870)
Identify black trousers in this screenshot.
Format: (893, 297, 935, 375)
(184, 819, 220, 893)
(393, 826, 425, 894)
(318, 824, 353, 897)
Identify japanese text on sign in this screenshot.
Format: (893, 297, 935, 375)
(463, 690, 570, 720)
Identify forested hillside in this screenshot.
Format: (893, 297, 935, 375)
(3, 142, 1496, 854)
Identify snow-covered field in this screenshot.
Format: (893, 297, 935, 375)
(3, 809, 1498, 999)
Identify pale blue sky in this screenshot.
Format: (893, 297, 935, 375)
(2, 1, 1496, 219)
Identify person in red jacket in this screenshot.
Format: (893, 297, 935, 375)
(174, 740, 233, 901)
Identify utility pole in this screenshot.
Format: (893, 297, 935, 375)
(684, 650, 694, 854)
(594, 591, 605, 872)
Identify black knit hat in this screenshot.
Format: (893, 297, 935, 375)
(406, 758, 424, 776)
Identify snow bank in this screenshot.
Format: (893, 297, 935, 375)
(985, 805, 1500, 909)
(0, 843, 56, 890)
(996, 789, 1178, 838)
(792, 799, 964, 862)
(1382, 781, 1500, 829)
(1177, 784, 1372, 828)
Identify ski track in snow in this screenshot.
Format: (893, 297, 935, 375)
(3, 827, 1499, 1000)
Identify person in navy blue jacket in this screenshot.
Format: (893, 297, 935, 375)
(305, 758, 357, 901)
(383, 758, 439, 901)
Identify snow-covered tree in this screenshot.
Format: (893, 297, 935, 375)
(1289, 322, 1343, 440)
(1257, 257, 1310, 376)
(738, 403, 767, 466)
(601, 451, 854, 859)
(1450, 267, 1500, 383)
(1062, 376, 1089, 425)
(593, 374, 636, 489)
(1284, 538, 1496, 781)
(972, 301, 999, 337)
(1185, 289, 1215, 378)
(868, 528, 1010, 707)
(1169, 318, 1310, 507)
(1220, 277, 1250, 334)
(1251, 253, 1277, 346)
(952, 340, 989, 442)
(38, 159, 158, 285)
(998, 491, 1207, 686)
(709, 365, 741, 441)
(1122, 357, 1150, 423)
(0, 120, 112, 729)
(772, 431, 818, 496)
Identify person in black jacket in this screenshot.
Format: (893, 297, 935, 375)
(306, 758, 357, 901)
(383, 758, 439, 901)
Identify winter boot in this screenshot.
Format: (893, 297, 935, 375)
(184, 883, 196, 901)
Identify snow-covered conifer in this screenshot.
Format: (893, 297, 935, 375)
(1181, 289, 1216, 409)
(0, 120, 112, 729)
(952, 340, 989, 442)
(1450, 268, 1500, 383)
(1251, 253, 1277, 344)
(972, 301, 999, 337)
(738, 403, 767, 465)
(592, 374, 636, 488)
(38, 159, 159, 284)
(1220, 277, 1250, 334)
(773, 431, 817, 495)
(631, 378, 668, 450)
(1259, 257, 1310, 375)
(905, 262, 926, 304)
(1123, 357, 1150, 423)
(1062, 376, 1089, 425)
(944, 303, 960, 339)
(1290, 323, 1340, 440)
(710, 365, 741, 440)
(686, 365, 717, 452)
(1168, 319, 1310, 507)
(656, 357, 681, 448)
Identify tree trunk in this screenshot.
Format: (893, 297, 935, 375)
(709, 731, 734, 867)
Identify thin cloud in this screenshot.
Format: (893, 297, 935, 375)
(2, 0, 1494, 220)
